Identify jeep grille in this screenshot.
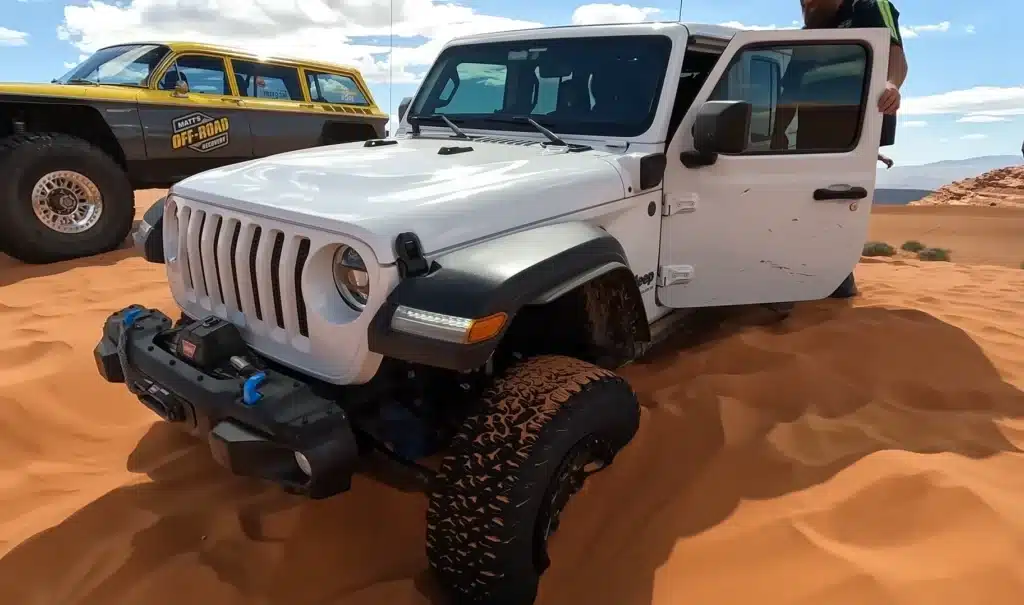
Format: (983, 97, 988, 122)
(171, 200, 311, 340)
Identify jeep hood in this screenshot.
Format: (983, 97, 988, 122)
(171, 137, 628, 264)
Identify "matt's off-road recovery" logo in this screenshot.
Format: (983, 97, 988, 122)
(171, 112, 230, 153)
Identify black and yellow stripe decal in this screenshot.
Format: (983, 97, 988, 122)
(875, 0, 902, 44)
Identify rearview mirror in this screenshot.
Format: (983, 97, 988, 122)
(681, 101, 752, 168)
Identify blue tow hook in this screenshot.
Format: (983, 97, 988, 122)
(242, 371, 267, 406)
(122, 307, 144, 328)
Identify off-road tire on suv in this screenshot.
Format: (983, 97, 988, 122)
(0, 133, 134, 264)
(426, 355, 641, 604)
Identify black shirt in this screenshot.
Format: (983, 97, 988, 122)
(823, 0, 904, 48)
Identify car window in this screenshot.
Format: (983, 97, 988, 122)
(409, 35, 673, 138)
(159, 55, 230, 95)
(747, 57, 779, 144)
(58, 44, 168, 87)
(306, 71, 370, 105)
(709, 43, 869, 153)
(232, 60, 304, 101)
(433, 63, 508, 114)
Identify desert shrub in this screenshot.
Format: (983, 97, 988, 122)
(900, 240, 926, 253)
(862, 241, 896, 257)
(917, 247, 952, 262)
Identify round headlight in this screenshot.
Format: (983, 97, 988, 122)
(333, 245, 370, 311)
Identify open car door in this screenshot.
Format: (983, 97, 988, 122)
(657, 27, 891, 308)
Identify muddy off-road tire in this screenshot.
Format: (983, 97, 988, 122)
(0, 133, 134, 264)
(426, 355, 640, 605)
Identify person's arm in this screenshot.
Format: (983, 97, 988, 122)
(887, 41, 908, 87)
(853, 0, 908, 88)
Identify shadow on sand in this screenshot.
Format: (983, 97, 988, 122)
(0, 221, 141, 288)
(0, 300, 1021, 604)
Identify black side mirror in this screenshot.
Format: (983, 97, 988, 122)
(134, 197, 166, 264)
(681, 100, 752, 168)
(398, 96, 412, 122)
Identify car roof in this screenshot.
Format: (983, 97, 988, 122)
(448, 22, 741, 45)
(95, 41, 363, 75)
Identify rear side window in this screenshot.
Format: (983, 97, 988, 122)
(232, 60, 304, 101)
(306, 71, 370, 106)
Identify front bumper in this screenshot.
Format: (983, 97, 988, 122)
(93, 305, 359, 499)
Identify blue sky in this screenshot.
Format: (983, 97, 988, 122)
(1, 0, 1020, 165)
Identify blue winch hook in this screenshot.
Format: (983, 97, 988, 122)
(242, 371, 267, 406)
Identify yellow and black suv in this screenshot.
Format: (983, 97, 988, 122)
(0, 42, 387, 264)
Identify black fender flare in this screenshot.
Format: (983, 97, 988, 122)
(367, 222, 648, 371)
(136, 195, 167, 263)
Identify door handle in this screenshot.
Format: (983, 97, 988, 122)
(813, 185, 868, 201)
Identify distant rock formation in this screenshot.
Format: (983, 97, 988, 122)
(910, 165, 1024, 208)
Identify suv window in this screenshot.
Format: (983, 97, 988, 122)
(159, 55, 230, 95)
(306, 71, 370, 105)
(232, 60, 304, 101)
(409, 35, 673, 138)
(59, 44, 169, 87)
(709, 43, 869, 153)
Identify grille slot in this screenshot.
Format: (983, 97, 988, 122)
(174, 202, 312, 343)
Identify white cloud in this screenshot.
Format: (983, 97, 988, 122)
(716, 21, 797, 31)
(965, 24, 976, 34)
(899, 21, 950, 39)
(902, 86, 1024, 117)
(956, 115, 1010, 123)
(900, 120, 928, 128)
(960, 134, 987, 140)
(57, 0, 543, 85)
(571, 3, 659, 25)
(0, 26, 29, 47)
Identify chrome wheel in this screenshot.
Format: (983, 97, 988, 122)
(30, 170, 104, 234)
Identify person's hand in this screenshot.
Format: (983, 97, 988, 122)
(878, 82, 901, 115)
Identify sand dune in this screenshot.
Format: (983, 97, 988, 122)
(0, 194, 1022, 605)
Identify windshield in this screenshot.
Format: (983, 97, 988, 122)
(56, 44, 170, 87)
(409, 35, 672, 138)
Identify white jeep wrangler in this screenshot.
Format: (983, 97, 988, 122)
(95, 22, 890, 605)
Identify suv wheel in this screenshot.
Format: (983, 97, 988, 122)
(0, 133, 134, 264)
(426, 355, 640, 605)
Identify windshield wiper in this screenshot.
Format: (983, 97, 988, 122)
(65, 78, 98, 86)
(479, 115, 569, 147)
(407, 114, 471, 139)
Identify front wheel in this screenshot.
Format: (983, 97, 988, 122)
(0, 133, 134, 264)
(426, 355, 640, 605)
